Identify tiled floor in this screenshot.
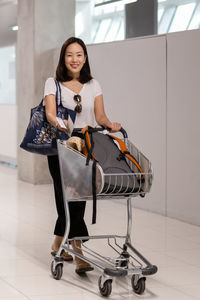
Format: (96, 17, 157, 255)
(0, 163, 200, 299)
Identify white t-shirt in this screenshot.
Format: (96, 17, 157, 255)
(44, 77, 102, 128)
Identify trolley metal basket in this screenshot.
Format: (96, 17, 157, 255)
(51, 128, 157, 297)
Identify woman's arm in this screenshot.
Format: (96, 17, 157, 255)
(94, 94, 121, 132)
(45, 94, 69, 133)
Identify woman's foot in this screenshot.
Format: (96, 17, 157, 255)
(75, 257, 94, 275)
(51, 235, 73, 261)
(51, 249, 73, 261)
(71, 240, 94, 274)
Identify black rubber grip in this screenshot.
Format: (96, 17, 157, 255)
(142, 265, 158, 276)
(73, 127, 128, 138)
(73, 127, 104, 133)
(119, 127, 128, 138)
(104, 268, 127, 277)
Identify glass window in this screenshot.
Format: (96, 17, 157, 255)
(102, 2, 119, 14)
(94, 18, 112, 43)
(115, 18, 125, 41)
(158, 6, 176, 34)
(94, 6, 103, 16)
(76, 0, 200, 44)
(91, 21, 100, 42)
(158, 7, 164, 24)
(75, 11, 84, 36)
(169, 2, 196, 32)
(104, 17, 122, 42)
(188, 3, 200, 29)
(0, 46, 16, 105)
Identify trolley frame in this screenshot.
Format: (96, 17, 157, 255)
(51, 127, 157, 297)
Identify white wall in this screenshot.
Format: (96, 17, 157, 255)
(0, 104, 17, 164)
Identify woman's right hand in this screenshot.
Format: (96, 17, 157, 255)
(61, 119, 70, 134)
(109, 122, 121, 133)
(57, 119, 69, 134)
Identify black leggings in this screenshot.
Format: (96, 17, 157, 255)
(47, 155, 89, 240)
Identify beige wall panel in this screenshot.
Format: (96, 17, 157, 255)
(87, 36, 167, 215)
(167, 30, 200, 225)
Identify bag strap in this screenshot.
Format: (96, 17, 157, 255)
(82, 126, 98, 165)
(41, 79, 60, 109)
(108, 134, 144, 174)
(92, 160, 97, 224)
(54, 79, 61, 109)
(81, 126, 98, 224)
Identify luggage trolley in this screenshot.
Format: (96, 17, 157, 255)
(51, 127, 157, 297)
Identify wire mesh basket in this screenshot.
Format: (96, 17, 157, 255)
(57, 138, 153, 202)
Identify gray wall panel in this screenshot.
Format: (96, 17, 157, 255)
(166, 30, 200, 225)
(87, 36, 167, 215)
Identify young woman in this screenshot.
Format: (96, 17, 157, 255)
(44, 37, 121, 274)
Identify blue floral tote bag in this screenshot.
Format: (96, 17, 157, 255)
(20, 79, 76, 155)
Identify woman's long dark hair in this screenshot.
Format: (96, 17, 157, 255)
(56, 37, 93, 84)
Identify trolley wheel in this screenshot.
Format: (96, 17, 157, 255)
(98, 276, 112, 297)
(131, 275, 146, 295)
(51, 261, 63, 280)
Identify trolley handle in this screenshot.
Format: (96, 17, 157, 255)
(119, 127, 128, 139)
(73, 127, 128, 138)
(73, 127, 104, 133)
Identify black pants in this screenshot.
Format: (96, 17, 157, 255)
(47, 155, 89, 240)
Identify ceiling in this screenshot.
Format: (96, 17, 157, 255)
(0, 0, 17, 47)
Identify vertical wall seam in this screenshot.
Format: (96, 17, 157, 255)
(165, 34, 168, 217)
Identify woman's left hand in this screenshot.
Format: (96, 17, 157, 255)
(109, 122, 121, 133)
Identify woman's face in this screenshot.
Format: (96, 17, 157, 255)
(65, 42, 86, 78)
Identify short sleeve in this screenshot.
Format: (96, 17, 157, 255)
(44, 77, 56, 97)
(93, 79, 102, 97)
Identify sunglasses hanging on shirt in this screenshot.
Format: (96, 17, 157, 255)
(74, 94, 82, 113)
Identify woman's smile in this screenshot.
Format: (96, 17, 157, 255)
(71, 64, 79, 69)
